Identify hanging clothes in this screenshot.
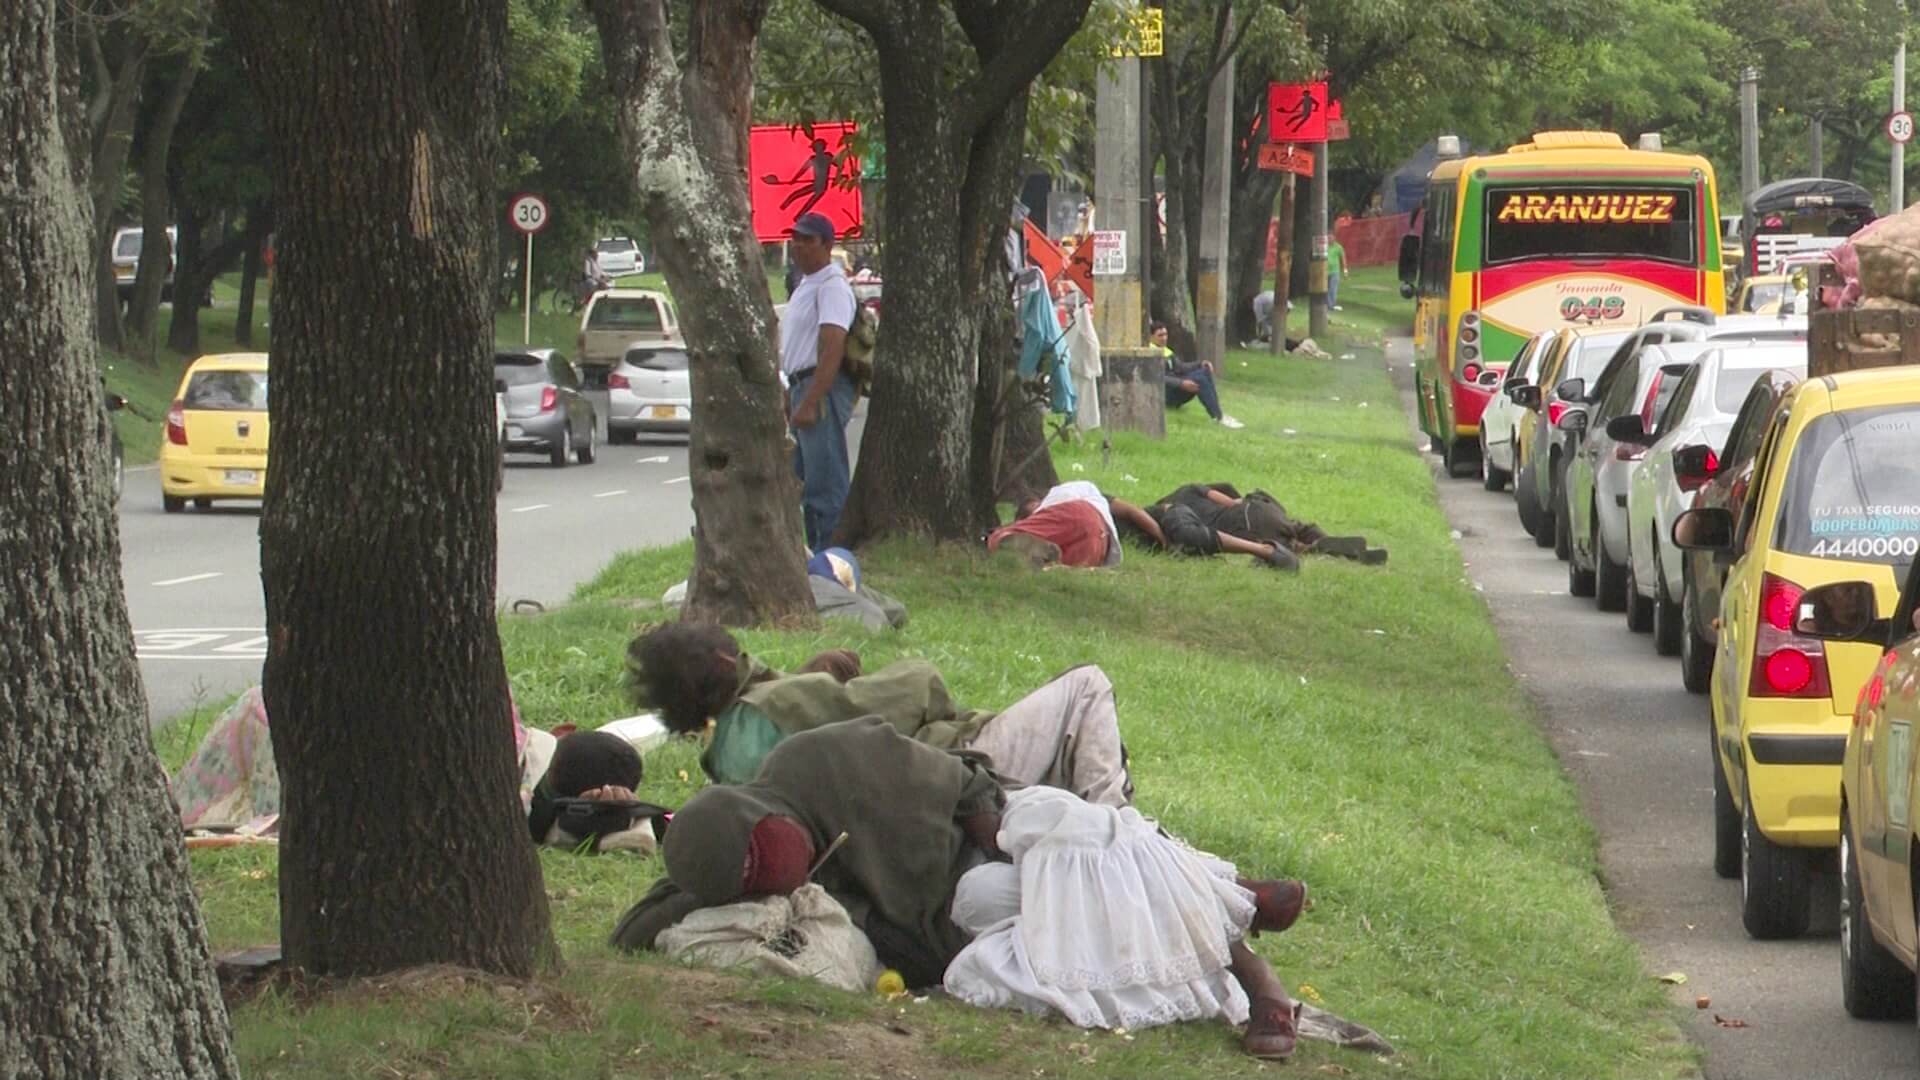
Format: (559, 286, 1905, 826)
(1060, 285, 1102, 431)
(1017, 284, 1076, 416)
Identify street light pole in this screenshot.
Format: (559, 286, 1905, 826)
(1896, 28, 1908, 210)
(1739, 66, 1761, 201)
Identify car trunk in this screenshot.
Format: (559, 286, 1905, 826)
(181, 370, 269, 465)
(502, 382, 554, 420)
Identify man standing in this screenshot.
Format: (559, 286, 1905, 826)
(1326, 236, 1346, 312)
(780, 212, 859, 548)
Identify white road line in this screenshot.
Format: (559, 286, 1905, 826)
(127, 464, 159, 473)
(153, 572, 222, 587)
(509, 503, 551, 513)
(663, 476, 690, 485)
(592, 489, 628, 499)
(635, 455, 670, 464)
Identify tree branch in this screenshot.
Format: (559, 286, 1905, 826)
(953, 0, 1091, 139)
(810, 0, 893, 37)
(1201, 0, 1264, 88)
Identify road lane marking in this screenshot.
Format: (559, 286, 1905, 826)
(593, 489, 628, 499)
(153, 572, 222, 587)
(509, 503, 551, 513)
(635, 455, 670, 464)
(663, 476, 689, 485)
(134, 628, 267, 660)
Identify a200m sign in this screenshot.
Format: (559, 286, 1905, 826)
(1496, 192, 1678, 225)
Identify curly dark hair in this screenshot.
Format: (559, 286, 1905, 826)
(626, 622, 742, 735)
(546, 730, 642, 796)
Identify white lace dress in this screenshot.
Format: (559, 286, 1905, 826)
(943, 786, 1256, 1030)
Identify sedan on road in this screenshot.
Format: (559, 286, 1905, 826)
(1674, 367, 1920, 941)
(607, 344, 690, 442)
(496, 349, 598, 467)
(1626, 342, 1807, 654)
(160, 352, 270, 512)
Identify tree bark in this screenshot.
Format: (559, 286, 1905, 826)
(222, 0, 554, 978)
(167, 203, 248, 355)
(1227, 88, 1282, 346)
(591, 0, 815, 626)
(127, 47, 200, 341)
(1, 3, 240, 1075)
(233, 201, 270, 347)
(822, 0, 1091, 545)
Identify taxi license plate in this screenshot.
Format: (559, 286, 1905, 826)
(224, 469, 259, 486)
(651, 405, 677, 419)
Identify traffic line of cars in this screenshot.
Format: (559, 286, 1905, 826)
(1466, 305, 1920, 1035)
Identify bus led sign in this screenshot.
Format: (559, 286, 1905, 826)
(1495, 192, 1677, 225)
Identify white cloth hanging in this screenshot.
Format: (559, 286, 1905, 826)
(1063, 293, 1102, 431)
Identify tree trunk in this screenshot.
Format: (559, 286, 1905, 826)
(591, 0, 814, 626)
(1227, 158, 1283, 346)
(168, 205, 249, 356)
(127, 51, 198, 341)
(88, 27, 146, 352)
(222, 0, 554, 978)
(0, 4, 240, 1076)
(234, 201, 270, 348)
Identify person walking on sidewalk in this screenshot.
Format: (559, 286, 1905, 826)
(780, 212, 859, 548)
(1153, 322, 1243, 429)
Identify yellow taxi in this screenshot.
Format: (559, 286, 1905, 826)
(159, 353, 270, 512)
(1797, 550, 1920, 1020)
(1672, 366, 1920, 939)
(1731, 273, 1792, 315)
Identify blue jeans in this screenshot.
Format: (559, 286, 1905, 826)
(1328, 271, 1341, 308)
(790, 371, 855, 549)
(1164, 367, 1223, 421)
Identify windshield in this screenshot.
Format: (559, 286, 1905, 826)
(626, 348, 689, 371)
(1484, 185, 1697, 266)
(183, 370, 268, 411)
(1568, 336, 1628, 382)
(596, 239, 634, 254)
(1741, 282, 1788, 312)
(1777, 403, 1920, 568)
(587, 298, 663, 331)
(494, 358, 548, 387)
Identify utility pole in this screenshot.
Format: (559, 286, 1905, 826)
(1093, 59, 1145, 350)
(1809, 114, 1824, 178)
(1896, 25, 1908, 210)
(1193, 10, 1234, 372)
(1740, 66, 1761, 201)
(1308, 140, 1329, 341)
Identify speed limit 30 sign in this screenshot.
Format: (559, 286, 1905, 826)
(509, 192, 551, 234)
(1888, 111, 1914, 145)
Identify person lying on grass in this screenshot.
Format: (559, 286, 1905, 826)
(609, 717, 1310, 1061)
(1127, 483, 1388, 566)
(628, 622, 1132, 806)
(988, 479, 1299, 571)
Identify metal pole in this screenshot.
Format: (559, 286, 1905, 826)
(1308, 140, 1328, 341)
(1896, 32, 1908, 210)
(1809, 115, 1824, 178)
(1740, 66, 1761, 201)
(523, 232, 533, 344)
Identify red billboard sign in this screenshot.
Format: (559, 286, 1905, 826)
(1326, 98, 1349, 141)
(1268, 82, 1329, 143)
(749, 122, 864, 242)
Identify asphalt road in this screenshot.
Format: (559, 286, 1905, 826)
(121, 403, 864, 725)
(1391, 339, 1914, 1079)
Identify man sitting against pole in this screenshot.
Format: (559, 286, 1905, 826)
(626, 622, 1133, 807)
(1153, 321, 1243, 429)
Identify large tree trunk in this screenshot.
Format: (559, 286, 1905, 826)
(127, 49, 200, 341)
(168, 204, 249, 355)
(234, 201, 270, 348)
(1228, 166, 1283, 345)
(0, 3, 240, 1075)
(591, 0, 814, 627)
(222, 0, 554, 978)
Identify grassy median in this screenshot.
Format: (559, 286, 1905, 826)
(178, 268, 1696, 1079)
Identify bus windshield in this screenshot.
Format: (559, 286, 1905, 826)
(1484, 185, 1696, 266)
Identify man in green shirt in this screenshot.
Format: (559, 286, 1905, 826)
(627, 623, 1133, 807)
(1326, 237, 1345, 311)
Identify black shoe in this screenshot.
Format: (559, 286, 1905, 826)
(1308, 536, 1370, 560)
(1257, 544, 1300, 572)
(1360, 548, 1389, 566)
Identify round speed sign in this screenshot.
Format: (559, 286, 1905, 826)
(509, 193, 551, 235)
(1888, 111, 1915, 145)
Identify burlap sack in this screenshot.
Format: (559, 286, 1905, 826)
(656, 883, 883, 993)
(1852, 206, 1920, 303)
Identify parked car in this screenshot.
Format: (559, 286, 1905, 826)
(1797, 549, 1920, 1020)
(1511, 327, 1632, 552)
(577, 289, 679, 368)
(112, 225, 177, 302)
(1626, 343, 1808, 654)
(607, 344, 691, 442)
(159, 353, 270, 512)
(1672, 366, 1920, 939)
(1673, 369, 1806, 693)
(1563, 345, 1697, 607)
(594, 236, 643, 277)
(496, 349, 597, 467)
(1478, 330, 1553, 492)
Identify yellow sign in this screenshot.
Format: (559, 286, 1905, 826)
(1111, 8, 1164, 58)
(1494, 192, 1676, 225)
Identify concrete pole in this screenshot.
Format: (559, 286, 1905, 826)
(1093, 58, 1145, 349)
(1739, 66, 1761, 201)
(1193, 14, 1234, 372)
(1896, 33, 1908, 210)
(1308, 140, 1329, 340)
(1809, 115, 1823, 178)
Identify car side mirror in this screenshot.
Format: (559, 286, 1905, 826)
(1794, 580, 1890, 642)
(1555, 408, 1588, 433)
(1671, 506, 1735, 552)
(105, 393, 127, 411)
(1477, 368, 1503, 387)
(1604, 414, 1648, 444)
(1554, 377, 1586, 403)
(1672, 443, 1719, 488)
(1510, 384, 1542, 409)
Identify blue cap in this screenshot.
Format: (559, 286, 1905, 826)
(791, 213, 835, 243)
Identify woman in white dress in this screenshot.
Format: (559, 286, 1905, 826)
(944, 786, 1307, 1060)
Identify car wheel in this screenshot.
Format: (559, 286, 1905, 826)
(163, 494, 185, 514)
(1681, 568, 1714, 695)
(1624, 545, 1653, 631)
(1480, 433, 1508, 491)
(1516, 462, 1543, 537)
(1839, 815, 1917, 1018)
(550, 426, 571, 468)
(1532, 472, 1557, 549)
(1443, 436, 1475, 479)
(1552, 464, 1573, 561)
(194, 497, 213, 510)
(1741, 776, 1812, 940)
(1712, 729, 1740, 879)
(1595, 516, 1628, 613)
(1567, 543, 1596, 597)
(576, 420, 597, 465)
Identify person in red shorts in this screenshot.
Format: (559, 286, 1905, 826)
(990, 481, 1297, 571)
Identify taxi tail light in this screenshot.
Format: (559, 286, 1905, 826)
(539, 386, 557, 412)
(165, 400, 187, 446)
(607, 372, 630, 390)
(1748, 573, 1832, 699)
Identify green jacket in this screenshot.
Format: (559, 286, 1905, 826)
(701, 656, 995, 785)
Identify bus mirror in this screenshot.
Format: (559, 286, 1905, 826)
(1397, 234, 1419, 286)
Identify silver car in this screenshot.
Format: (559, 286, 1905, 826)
(607, 344, 691, 442)
(495, 349, 598, 467)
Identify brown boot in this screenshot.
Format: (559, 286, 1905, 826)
(1244, 879, 1307, 936)
(1242, 996, 1299, 1060)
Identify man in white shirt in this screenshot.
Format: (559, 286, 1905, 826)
(779, 212, 859, 548)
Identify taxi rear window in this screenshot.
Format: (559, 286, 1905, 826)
(1776, 403, 1920, 567)
(183, 370, 268, 411)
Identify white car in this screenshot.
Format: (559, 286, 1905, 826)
(1477, 330, 1555, 491)
(1623, 341, 1807, 651)
(594, 237, 643, 277)
(606, 343, 690, 442)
